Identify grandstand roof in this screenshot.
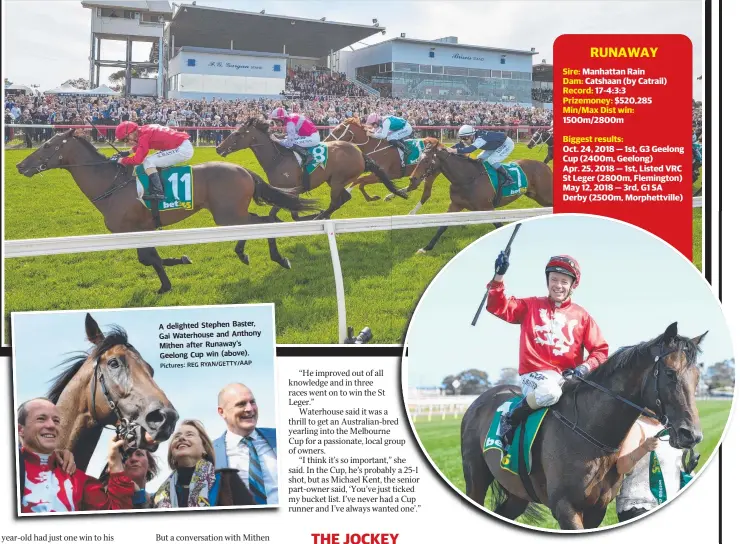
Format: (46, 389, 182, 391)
(167, 4, 385, 60)
(360, 37, 538, 56)
(81, 0, 172, 13)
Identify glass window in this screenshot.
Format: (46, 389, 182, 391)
(419, 64, 432, 73)
(432, 65, 444, 74)
(393, 62, 419, 72)
(444, 66, 467, 76)
(491, 70, 502, 78)
(468, 68, 491, 78)
(502, 71, 513, 79)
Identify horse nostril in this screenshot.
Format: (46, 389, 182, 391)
(678, 427, 700, 446)
(145, 409, 165, 427)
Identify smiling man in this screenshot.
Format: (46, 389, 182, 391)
(213, 384, 278, 505)
(485, 254, 610, 449)
(17, 397, 133, 513)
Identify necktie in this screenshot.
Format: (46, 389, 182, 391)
(242, 436, 267, 504)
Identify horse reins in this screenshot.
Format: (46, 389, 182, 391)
(89, 354, 139, 455)
(551, 345, 682, 453)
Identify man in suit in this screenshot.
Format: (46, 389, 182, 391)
(213, 383, 278, 505)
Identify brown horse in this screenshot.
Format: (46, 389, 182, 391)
(460, 323, 706, 530)
(216, 117, 408, 220)
(46, 313, 178, 472)
(527, 129, 554, 165)
(407, 138, 553, 253)
(324, 117, 439, 203)
(16, 129, 319, 294)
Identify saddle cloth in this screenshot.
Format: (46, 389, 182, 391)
(135, 165, 194, 211)
(292, 144, 329, 175)
(483, 396, 548, 476)
(482, 162, 528, 198)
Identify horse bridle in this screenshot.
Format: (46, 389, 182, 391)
(551, 344, 686, 453)
(530, 130, 553, 148)
(89, 354, 139, 455)
(325, 122, 371, 146)
(30, 136, 132, 203)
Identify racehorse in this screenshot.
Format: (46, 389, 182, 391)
(324, 117, 440, 203)
(216, 117, 408, 220)
(46, 313, 178, 472)
(460, 323, 706, 530)
(407, 138, 553, 253)
(527, 129, 554, 165)
(16, 129, 319, 294)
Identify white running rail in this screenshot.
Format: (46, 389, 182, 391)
(4, 199, 703, 343)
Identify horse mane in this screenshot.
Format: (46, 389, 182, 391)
(73, 135, 108, 160)
(566, 330, 701, 392)
(346, 117, 363, 127)
(423, 137, 440, 148)
(47, 325, 141, 404)
(246, 117, 271, 132)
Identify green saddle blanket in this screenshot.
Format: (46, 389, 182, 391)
(402, 139, 426, 166)
(482, 162, 528, 198)
(483, 396, 548, 476)
(298, 144, 329, 175)
(135, 165, 194, 212)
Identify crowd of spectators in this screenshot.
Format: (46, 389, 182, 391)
(5, 83, 703, 146)
(282, 66, 368, 99)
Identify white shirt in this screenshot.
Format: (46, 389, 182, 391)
(616, 419, 683, 512)
(225, 429, 279, 505)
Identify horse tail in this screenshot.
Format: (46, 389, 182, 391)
(362, 154, 407, 198)
(250, 170, 319, 212)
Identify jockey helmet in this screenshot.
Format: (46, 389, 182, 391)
(269, 107, 288, 121)
(545, 255, 581, 288)
(115, 121, 138, 140)
(692, 133, 697, 143)
(366, 113, 381, 125)
(458, 125, 476, 139)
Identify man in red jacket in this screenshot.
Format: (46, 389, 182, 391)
(113, 121, 193, 202)
(487, 253, 609, 448)
(17, 398, 134, 514)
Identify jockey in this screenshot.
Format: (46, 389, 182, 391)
(268, 107, 320, 191)
(487, 253, 610, 448)
(692, 132, 702, 164)
(114, 120, 193, 202)
(366, 113, 414, 160)
(450, 125, 516, 188)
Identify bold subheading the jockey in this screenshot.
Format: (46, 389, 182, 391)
(268, 107, 320, 191)
(486, 253, 609, 448)
(366, 113, 414, 160)
(114, 120, 193, 202)
(450, 125, 516, 188)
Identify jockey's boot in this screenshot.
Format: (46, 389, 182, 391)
(496, 165, 516, 190)
(390, 139, 409, 160)
(291, 146, 312, 192)
(144, 171, 166, 201)
(500, 402, 535, 449)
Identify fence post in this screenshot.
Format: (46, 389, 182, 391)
(196, 129, 200, 147)
(325, 221, 348, 344)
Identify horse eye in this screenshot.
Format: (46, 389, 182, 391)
(108, 358, 121, 369)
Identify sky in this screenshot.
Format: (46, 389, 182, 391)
(403, 214, 734, 389)
(3, 0, 704, 98)
(11, 304, 277, 491)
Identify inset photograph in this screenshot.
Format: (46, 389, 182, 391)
(402, 214, 733, 531)
(11, 304, 278, 515)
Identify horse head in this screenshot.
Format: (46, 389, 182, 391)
(16, 128, 92, 176)
(216, 117, 270, 157)
(587, 322, 707, 449)
(408, 138, 444, 189)
(325, 117, 366, 143)
(50, 313, 179, 455)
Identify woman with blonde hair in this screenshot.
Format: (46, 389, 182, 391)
(152, 420, 255, 509)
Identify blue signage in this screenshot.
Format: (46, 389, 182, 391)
(187, 58, 196, 67)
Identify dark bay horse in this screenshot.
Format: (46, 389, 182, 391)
(16, 129, 319, 294)
(47, 313, 178, 472)
(461, 323, 706, 530)
(216, 117, 407, 220)
(324, 117, 440, 202)
(527, 129, 554, 165)
(407, 138, 553, 253)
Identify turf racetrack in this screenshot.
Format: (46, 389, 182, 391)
(3, 144, 703, 344)
(412, 399, 729, 529)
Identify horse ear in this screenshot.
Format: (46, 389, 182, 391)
(691, 331, 709, 346)
(663, 322, 679, 342)
(64, 128, 75, 138)
(85, 313, 104, 346)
